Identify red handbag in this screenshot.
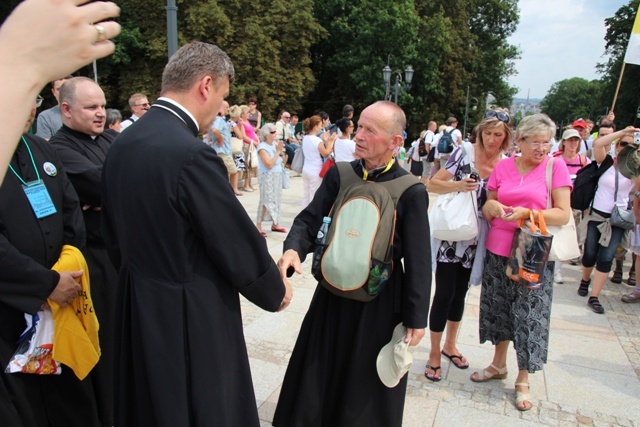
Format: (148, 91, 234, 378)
(319, 156, 335, 178)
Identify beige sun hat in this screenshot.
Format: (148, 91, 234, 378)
(376, 323, 418, 388)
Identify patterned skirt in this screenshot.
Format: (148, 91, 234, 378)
(257, 171, 283, 224)
(479, 250, 554, 373)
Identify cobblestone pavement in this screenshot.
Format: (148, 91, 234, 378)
(235, 174, 640, 427)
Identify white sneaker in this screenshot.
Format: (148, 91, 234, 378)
(554, 269, 564, 284)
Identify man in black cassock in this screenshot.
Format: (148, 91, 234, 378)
(273, 101, 432, 427)
(49, 76, 116, 427)
(101, 42, 291, 427)
(0, 102, 100, 426)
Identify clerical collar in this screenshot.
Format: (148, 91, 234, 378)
(359, 157, 395, 180)
(153, 97, 199, 131)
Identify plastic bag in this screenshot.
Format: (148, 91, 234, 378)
(505, 210, 553, 289)
(5, 308, 61, 375)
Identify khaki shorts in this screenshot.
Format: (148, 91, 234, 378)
(219, 153, 237, 174)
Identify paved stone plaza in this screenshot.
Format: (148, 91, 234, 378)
(235, 173, 640, 427)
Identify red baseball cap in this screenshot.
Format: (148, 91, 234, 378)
(572, 119, 588, 129)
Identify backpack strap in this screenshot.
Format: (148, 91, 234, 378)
(379, 175, 422, 206)
(336, 161, 362, 187)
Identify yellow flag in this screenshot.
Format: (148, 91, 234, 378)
(624, 10, 640, 65)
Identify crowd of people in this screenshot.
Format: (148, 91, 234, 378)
(1, 2, 639, 426)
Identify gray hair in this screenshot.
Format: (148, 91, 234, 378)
(515, 113, 556, 141)
(128, 93, 147, 107)
(161, 42, 235, 94)
(261, 123, 276, 140)
(58, 76, 97, 106)
(105, 109, 122, 127)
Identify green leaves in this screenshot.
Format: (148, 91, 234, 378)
(540, 78, 603, 127)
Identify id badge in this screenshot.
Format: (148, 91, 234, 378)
(23, 181, 57, 219)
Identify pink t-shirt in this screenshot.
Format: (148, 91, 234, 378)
(486, 156, 573, 257)
(553, 152, 590, 178)
(242, 121, 259, 143)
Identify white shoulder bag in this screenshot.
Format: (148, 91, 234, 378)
(429, 144, 479, 242)
(546, 158, 581, 261)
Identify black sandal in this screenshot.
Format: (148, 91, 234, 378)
(424, 365, 442, 382)
(588, 296, 604, 314)
(577, 279, 590, 297)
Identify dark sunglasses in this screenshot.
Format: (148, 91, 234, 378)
(619, 141, 630, 147)
(485, 110, 510, 123)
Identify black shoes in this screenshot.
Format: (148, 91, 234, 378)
(577, 279, 590, 297)
(588, 296, 604, 314)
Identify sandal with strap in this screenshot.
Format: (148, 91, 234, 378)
(627, 270, 636, 287)
(588, 296, 605, 314)
(424, 365, 441, 382)
(470, 363, 508, 382)
(441, 350, 469, 370)
(577, 279, 590, 297)
(515, 382, 533, 411)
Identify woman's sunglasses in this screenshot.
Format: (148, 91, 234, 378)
(485, 110, 510, 123)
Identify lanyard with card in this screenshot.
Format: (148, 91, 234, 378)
(9, 137, 57, 219)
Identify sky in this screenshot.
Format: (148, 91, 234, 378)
(507, 0, 629, 100)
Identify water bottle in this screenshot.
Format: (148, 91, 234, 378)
(311, 216, 332, 277)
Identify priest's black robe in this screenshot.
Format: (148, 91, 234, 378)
(272, 161, 432, 427)
(50, 125, 117, 426)
(101, 99, 286, 427)
(0, 134, 100, 427)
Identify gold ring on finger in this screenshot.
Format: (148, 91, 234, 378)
(94, 24, 107, 43)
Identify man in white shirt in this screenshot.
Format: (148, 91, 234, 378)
(421, 120, 437, 183)
(120, 93, 150, 131)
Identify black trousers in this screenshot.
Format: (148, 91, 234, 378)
(429, 261, 471, 332)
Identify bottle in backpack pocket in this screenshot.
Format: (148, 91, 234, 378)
(311, 216, 332, 277)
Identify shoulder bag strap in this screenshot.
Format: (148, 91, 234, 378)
(545, 157, 553, 209)
(614, 163, 619, 204)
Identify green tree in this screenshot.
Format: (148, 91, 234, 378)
(540, 77, 603, 126)
(597, 0, 640, 126)
(1, 0, 325, 121)
(415, 0, 520, 131)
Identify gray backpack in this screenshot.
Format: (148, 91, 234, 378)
(317, 162, 421, 301)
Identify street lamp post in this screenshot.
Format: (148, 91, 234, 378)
(382, 64, 414, 104)
(166, 0, 178, 58)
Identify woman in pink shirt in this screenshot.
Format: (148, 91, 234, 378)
(471, 114, 572, 412)
(551, 128, 591, 283)
(240, 105, 259, 192)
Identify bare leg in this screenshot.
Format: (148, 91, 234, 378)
(425, 330, 443, 380)
(230, 173, 240, 194)
(442, 320, 468, 367)
(589, 270, 609, 297)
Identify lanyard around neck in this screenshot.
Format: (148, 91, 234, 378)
(362, 157, 394, 181)
(9, 137, 40, 186)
